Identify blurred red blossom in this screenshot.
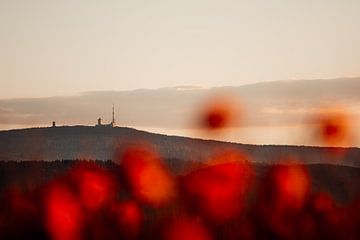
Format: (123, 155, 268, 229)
(110, 200, 143, 238)
(121, 145, 176, 207)
(182, 150, 254, 223)
(313, 108, 353, 147)
(197, 95, 243, 131)
(257, 162, 311, 237)
(70, 163, 117, 212)
(164, 217, 213, 240)
(45, 182, 83, 240)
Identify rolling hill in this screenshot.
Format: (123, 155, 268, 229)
(0, 126, 359, 168)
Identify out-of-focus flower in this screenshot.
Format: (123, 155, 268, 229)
(121, 145, 176, 207)
(45, 182, 83, 240)
(196, 95, 243, 132)
(164, 217, 213, 240)
(257, 163, 311, 237)
(314, 108, 352, 146)
(182, 150, 253, 223)
(71, 163, 117, 212)
(110, 200, 143, 238)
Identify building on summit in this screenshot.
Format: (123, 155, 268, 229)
(96, 105, 116, 127)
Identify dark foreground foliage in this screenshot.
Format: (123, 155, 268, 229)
(0, 156, 360, 240)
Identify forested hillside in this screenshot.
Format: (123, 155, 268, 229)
(0, 126, 359, 167)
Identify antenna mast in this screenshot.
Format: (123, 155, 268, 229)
(112, 104, 115, 126)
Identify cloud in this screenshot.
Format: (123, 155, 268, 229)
(0, 78, 360, 131)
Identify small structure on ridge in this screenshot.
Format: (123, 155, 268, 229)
(96, 105, 116, 127)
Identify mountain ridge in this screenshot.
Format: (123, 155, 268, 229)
(1, 126, 359, 168)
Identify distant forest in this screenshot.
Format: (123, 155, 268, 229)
(1, 126, 360, 167)
(1, 160, 359, 204)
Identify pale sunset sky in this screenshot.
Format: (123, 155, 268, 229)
(0, 0, 360, 146)
(0, 0, 360, 98)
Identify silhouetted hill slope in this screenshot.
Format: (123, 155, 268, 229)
(0, 126, 359, 167)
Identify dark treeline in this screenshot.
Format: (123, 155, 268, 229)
(0, 159, 360, 239)
(1, 160, 360, 204)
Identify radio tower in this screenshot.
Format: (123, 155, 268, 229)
(111, 104, 115, 127)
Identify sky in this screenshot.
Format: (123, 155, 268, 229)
(0, 0, 360, 98)
(0, 1, 360, 146)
